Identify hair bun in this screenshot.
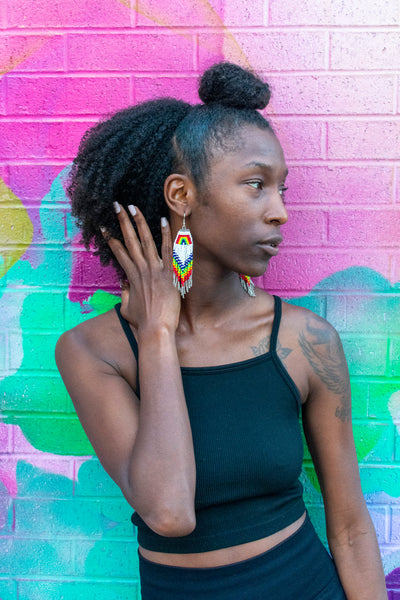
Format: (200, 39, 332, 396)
(198, 62, 271, 110)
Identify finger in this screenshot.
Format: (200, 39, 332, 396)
(114, 203, 145, 266)
(101, 228, 137, 279)
(127, 205, 160, 263)
(160, 217, 173, 273)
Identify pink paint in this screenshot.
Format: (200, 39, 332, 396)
(7, 0, 130, 28)
(218, 0, 264, 26)
(0, 78, 5, 115)
(68, 235, 119, 305)
(0, 423, 90, 498)
(1, 35, 65, 73)
(328, 121, 400, 160)
(135, 76, 199, 104)
(0, 164, 9, 187)
(8, 164, 65, 205)
(284, 166, 394, 206)
(136, 0, 263, 28)
(0, 121, 95, 160)
(328, 209, 400, 247)
(272, 119, 324, 160)
(392, 255, 400, 284)
(283, 209, 326, 246)
(0, 2, 397, 295)
(0, 461, 18, 497)
(0, 422, 11, 452)
(67, 33, 195, 72)
(137, 0, 225, 27)
(0, 0, 399, 591)
(331, 32, 400, 70)
(6, 76, 131, 116)
(263, 249, 390, 294)
(268, 75, 394, 116)
(199, 31, 326, 71)
(269, 0, 400, 26)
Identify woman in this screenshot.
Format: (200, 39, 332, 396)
(56, 63, 387, 599)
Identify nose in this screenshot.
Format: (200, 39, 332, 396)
(264, 190, 288, 225)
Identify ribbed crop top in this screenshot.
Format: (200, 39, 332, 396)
(115, 295, 305, 554)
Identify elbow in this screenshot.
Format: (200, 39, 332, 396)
(146, 507, 196, 538)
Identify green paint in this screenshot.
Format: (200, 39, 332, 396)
(18, 581, 140, 600)
(0, 178, 34, 279)
(87, 290, 119, 315)
(290, 266, 400, 497)
(1, 167, 400, 497)
(0, 170, 95, 454)
(1, 461, 140, 599)
(0, 579, 16, 600)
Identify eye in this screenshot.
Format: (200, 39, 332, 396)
(247, 180, 263, 190)
(279, 186, 288, 202)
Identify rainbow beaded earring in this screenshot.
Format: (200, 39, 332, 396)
(173, 213, 193, 298)
(239, 274, 256, 297)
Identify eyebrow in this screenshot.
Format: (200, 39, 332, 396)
(243, 161, 289, 177)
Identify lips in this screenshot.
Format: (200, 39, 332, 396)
(256, 235, 283, 256)
(257, 235, 282, 256)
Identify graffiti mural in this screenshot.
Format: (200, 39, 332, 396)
(1, 0, 399, 597)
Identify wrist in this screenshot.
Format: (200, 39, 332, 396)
(136, 323, 177, 346)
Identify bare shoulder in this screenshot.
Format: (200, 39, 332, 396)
(280, 300, 341, 347)
(281, 301, 350, 419)
(57, 308, 120, 360)
(276, 300, 347, 406)
(56, 306, 136, 383)
(55, 306, 141, 500)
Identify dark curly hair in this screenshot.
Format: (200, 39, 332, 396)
(67, 62, 271, 273)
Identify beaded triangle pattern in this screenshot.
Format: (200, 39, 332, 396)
(173, 226, 193, 298)
(239, 274, 256, 297)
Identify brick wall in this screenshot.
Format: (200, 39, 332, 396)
(0, 0, 399, 598)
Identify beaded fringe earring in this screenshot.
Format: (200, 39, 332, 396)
(239, 274, 256, 297)
(173, 213, 193, 298)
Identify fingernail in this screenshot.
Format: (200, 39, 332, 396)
(128, 204, 137, 217)
(161, 217, 168, 228)
(113, 201, 121, 214)
(100, 226, 111, 241)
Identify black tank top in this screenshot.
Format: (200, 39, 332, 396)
(115, 295, 305, 553)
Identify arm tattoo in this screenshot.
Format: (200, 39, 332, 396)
(298, 314, 351, 422)
(251, 336, 292, 365)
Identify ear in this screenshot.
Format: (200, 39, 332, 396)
(164, 173, 195, 218)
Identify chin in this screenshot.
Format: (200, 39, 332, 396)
(241, 260, 271, 279)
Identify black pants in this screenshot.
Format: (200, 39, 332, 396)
(138, 514, 347, 599)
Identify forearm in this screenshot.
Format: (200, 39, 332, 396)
(329, 519, 387, 600)
(127, 326, 196, 535)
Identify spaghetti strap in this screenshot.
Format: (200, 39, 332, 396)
(270, 295, 282, 354)
(269, 295, 301, 408)
(115, 303, 139, 363)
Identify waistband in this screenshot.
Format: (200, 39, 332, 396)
(138, 513, 346, 599)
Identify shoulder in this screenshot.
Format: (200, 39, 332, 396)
(280, 299, 340, 345)
(56, 304, 139, 393)
(277, 299, 348, 403)
(56, 306, 126, 370)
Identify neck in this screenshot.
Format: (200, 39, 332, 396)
(178, 264, 251, 331)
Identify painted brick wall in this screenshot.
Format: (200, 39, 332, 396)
(0, 0, 399, 598)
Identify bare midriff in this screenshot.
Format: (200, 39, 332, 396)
(139, 511, 306, 568)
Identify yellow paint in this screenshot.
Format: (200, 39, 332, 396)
(0, 179, 34, 279)
(0, 36, 51, 75)
(117, 0, 251, 69)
